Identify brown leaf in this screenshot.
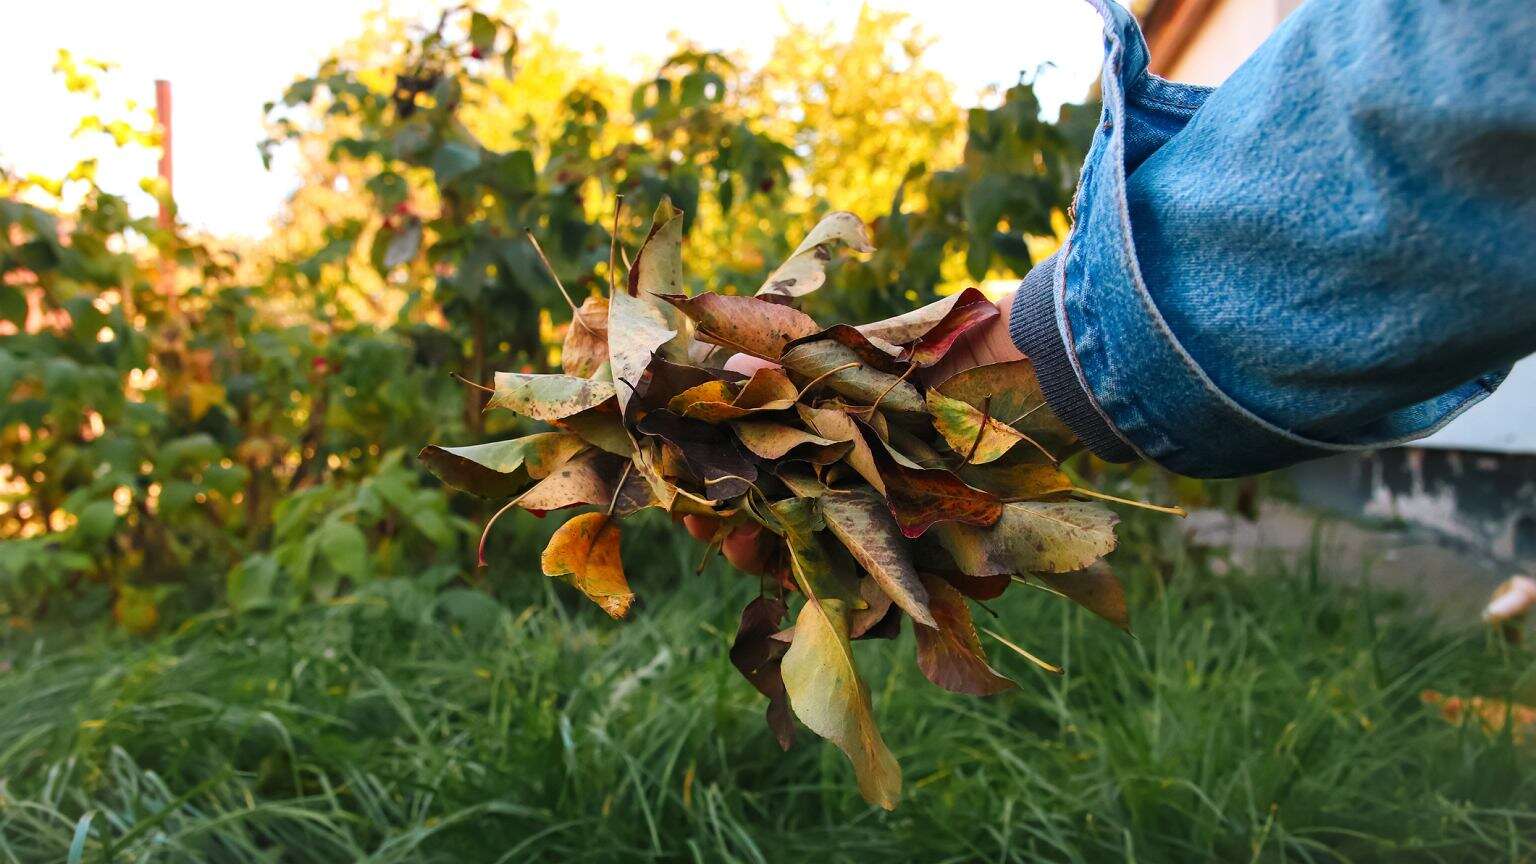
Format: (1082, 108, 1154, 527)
(540, 512, 633, 619)
(956, 460, 1073, 500)
(856, 287, 999, 367)
(633, 359, 737, 413)
(635, 410, 758, 502)
(562, 295, 610, 377)
(868, 441, 1002, 539)
(418, 432, 587, 498)
(660, 292, 820, 361)
(1036, 561, 1130, 632)
(757, 211, 874, 298)
(926, 390, 1029, 465)
(730, 597, 796, 750)
(820, 489, 935, 628)
(796, 405, 885, 495)
(786, 324, 905, 373)
(670, 368, 797, 423)
(849, 576, 897, 639)
(608, 287, 677, 414)
(936, 360, 1077, 457)
(486, 372, 616, 422)
(731, 421, 850, 462)
(914, 574, 1016, 696)
(518, 450, 654, 515)
(936, 501, 1118, 576)
(781, 338, 923, 414)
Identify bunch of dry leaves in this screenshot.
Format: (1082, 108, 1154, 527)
(422, 199, 1180, 809)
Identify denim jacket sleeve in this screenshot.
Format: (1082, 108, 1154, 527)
(1009, 0, 1536, 478)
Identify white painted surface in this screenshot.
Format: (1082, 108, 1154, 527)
(1422, 358, 1536, 454)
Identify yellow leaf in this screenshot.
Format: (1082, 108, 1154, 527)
(540, 512, 633, 619)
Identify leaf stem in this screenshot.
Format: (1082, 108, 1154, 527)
(795, 361, 861, 401)
(1071, 486, 1188, 517)
(982, 627, 1063, 675)
(452, 371, 495, 394)
(965, 396, 993, 464)
(606, 461, 634, 517)
(866, 362, 915, 416)
(478, 488, 531, 567)
(526, 229, 597, 338)
(607, 194, 624, 298)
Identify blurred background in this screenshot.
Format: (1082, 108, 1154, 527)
(1, 1, 1532, 861)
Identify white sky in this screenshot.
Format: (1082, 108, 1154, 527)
(3, 1, 1112, 239)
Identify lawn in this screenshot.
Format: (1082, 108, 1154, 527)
(2, 513, 1533, 863)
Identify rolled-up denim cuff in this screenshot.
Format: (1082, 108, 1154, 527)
(1009, 255, 1138, 463)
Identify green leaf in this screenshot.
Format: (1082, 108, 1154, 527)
(318, 520, 368, 581)
(75, 500, 117, 544)
(469, 12, 496, 56)
(431, 141, 482, 186)
(419, 432, 587, 498)
(782, 595, 901, 810)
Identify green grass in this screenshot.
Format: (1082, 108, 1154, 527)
(2, 515, 1534, 863)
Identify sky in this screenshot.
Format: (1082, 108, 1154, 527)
(2, 0, 1113, 239)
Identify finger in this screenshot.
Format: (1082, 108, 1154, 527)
(724, 353, 779, 377)
(682, 514, 721, 542)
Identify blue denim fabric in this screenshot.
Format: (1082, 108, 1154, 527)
(1010, 0, 1536, 478)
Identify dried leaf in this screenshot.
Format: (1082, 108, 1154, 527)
(915, 574, 1016, 696)
(788, 324, 906, 373)
(636, 410, 758, 502)
(926, 390, 1027, 465)
(553, 402, 634, 457)
(956, 460, 1072, 500)
(782, 594, 901, 809)
(781, 338, 923, 414)
(563, 295, 610, 377)
(418, 432, 587, 498)
(671, 368, 797, 422)
(627, 198, 686, 309)
(660, 292, 819, 360)
(608, 288, 677, 414)
(518, 449, 654, 515)
(540, 512, 633, 619)
(937, 360, 1077, 456)
(758, 211, 874, 298)
(796, 405, 885, 495)
(849, 576, 897, 639)
(857, 287, 999, 367)
(870, 443, 1002, 539)
(487, 372, 616, 422)
(730, 597, 796, 750)
(732, 421, 849, 462)
(820, 489, 935, 628)
(936, 501, 1118, 576)
(1037, 561, 1130, 632)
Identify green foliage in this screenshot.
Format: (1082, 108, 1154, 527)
(3, 4, 1098, 631)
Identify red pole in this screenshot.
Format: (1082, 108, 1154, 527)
(153, 80, 177, 315)
(154, 80, 173, 230)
